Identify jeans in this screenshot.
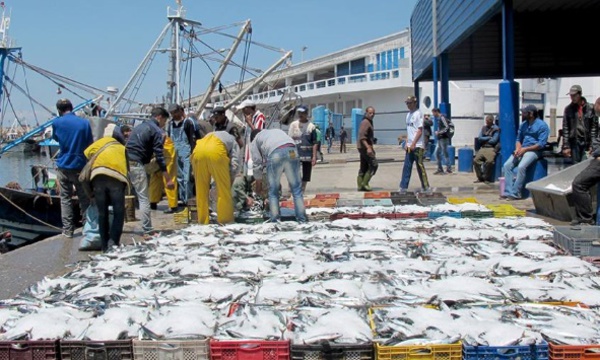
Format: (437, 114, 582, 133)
(571, 159, 600, 223)
(436, 137, 451, 171)
(92, 175, 126, 252)
(129, 163, 152, 233)
(267, 147, 307, 222)
(399, 148, 429, 191)
(502, 152, 539, 198)
(568, 139, 587, 164)
(57, 168, 90, 233)
(327, 138, 333, 153)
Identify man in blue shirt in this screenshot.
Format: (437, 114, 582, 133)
(52, 99, 94, 238)
(474, 115, 500, 183)
(501, 105, 549, 200)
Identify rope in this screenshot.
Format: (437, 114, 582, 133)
(0, 189, 62, 231)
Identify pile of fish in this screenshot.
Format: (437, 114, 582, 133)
(1, 214, 600, 346)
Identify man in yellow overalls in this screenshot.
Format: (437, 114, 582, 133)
(191, 131, 240, 224)
(149, 134, 178, 212)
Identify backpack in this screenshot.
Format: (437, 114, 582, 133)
(440, 115, 455, 139)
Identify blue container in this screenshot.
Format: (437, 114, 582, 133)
(458, 147, 474, 172)
(521, 158, 548, 199)
(463, 342, 548, 360)
(446, 145, 455, 168)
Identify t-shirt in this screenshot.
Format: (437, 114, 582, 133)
(288, 120, 316, 161)
(406, 109, 424, 149)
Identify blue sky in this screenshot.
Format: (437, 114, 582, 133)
(3, 0, 418, 125)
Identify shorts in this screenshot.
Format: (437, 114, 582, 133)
(301, 161, 313, 182)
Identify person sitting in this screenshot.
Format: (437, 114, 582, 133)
(501, 104, 549, 200)
(474, 114, 500, 184)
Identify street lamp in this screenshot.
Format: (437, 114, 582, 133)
(301, 46, 308, 62)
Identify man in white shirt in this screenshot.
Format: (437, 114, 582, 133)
(399, 96, 430, 192)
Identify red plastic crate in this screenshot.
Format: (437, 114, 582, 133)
(315, 193, 340, 200)
(549, 343, 600, 360)
(0, 341, 59, 360)
(308, 198, 337, 208)
(583, 257, 600, 267)
(280, 201, 294, 209)
(364, 191, 390, 199)
(363, 213, 384, 219)
(209, 340, 289, 360)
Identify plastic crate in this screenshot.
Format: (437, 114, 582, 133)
(375, 342, 461, 360)
(447, 197, 479, 204)
(418, 198, 447, 207)
(416, 192, 445, 199)
(553, 226, 600, 256)
(395, 212, 428, 219)
(60, 340, 133, 360)
(460, 211, 494, 219)
(583, 257, 600, 267)
(0, 341, 59, 360)
(485, 204, 526, 217)
(315, 193, 340, 200)
(364, 192, 391, 199)
(236, 216, 265, 224)
(308, 199, 337, 208)
(390, 191, 416, 198)
(428, 211, 461, 219)
(209, 340, 289, 360)
(133, 339, 208, 360)
(548, 343, 600, 360)
(337, 199, 365, 207)
(363, 199, 393, 207)
(291, 344, 373, 360)
(463, 343, 548, 360)
(391, 196, 419, 206)
(280, 201, 295, 209)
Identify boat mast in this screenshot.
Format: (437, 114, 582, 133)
(0, 4, 21, 120)
(166, 1, 184, 106)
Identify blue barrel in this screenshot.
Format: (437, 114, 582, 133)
(458, 147, 474, 172)
(445, 145, 455, 168)
(521, 158, 548, 199)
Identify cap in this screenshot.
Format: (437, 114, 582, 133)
(405, 96, 417, 103)
(238, 99, 255, 109)
(567, 85, 582, 95)
(296, 105, 308, 113)
(212, 106, 226, 114)
(168, 104, 183, 113)
(521, 104, 538, 114)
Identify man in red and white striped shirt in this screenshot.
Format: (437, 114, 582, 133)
(239, 99, 266, 174)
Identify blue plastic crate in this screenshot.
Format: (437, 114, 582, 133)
(363, 199, 393, 207)
(428, 211, 462, 219)
(463, 342, 548, 360)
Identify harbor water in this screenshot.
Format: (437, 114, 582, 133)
(0, 149, 55, 189)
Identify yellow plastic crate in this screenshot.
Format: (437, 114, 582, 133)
(485, 204, 526, 217)
(447, 196, 479, 204)
(375, 342, 462, 360)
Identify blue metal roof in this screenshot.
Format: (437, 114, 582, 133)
(411, 0, 600, 81)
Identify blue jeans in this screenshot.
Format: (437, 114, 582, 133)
(327, 138, 333, 153)
(502, 152, 539, 198)
(267, 146, 307, 222)
(436, 137, 451, 171)
(129, 163, 153, 233)
(399, 148, 429, 191)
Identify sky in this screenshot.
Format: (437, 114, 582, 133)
(3, 0, 418, 125)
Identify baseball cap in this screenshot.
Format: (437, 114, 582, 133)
(238, 99, 255, 109)
(521, 104, 537, 114)
(296, 105, 308, 113)
(212, 106, 225, 114)
(567, 85, 582, 95)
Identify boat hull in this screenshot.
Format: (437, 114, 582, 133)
(0, 187, 81, 250)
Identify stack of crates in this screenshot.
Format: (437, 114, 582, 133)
(463, 341, 548, 360)
(0, 340, 59, 360)
(364, 191, 390, 199)
(548, 342, 600, 360)
(485, 204, 526, 217)
(375, 342, 462, 360)
(417, 192, 446, 206)
(390, 191, 419, 206)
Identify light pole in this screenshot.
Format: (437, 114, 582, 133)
(301, 46, 308, 62)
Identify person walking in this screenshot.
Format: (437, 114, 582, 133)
(326, 122, 335, 154)
(356, 106, 378, 191)
(423, 114, 433, 160)
(432, 107, 454, 174)
(191, 131, 240, 225)
(250, 128, 307, 223)
(501, 104, 549, 200)
(570, 96, 600, 225)
(399, 96, 430, 192)
(562, 85, 597, 163)
(473, 115, 500, 183)
(315, 125, 324, 162)
(167, 104, 197, 208)
(339, 126, 348, 153)
(126, 107, 175, 239)
(52, 98, 94, 238)
(83, 129, 129, 252)
(288, 105, 318, 193)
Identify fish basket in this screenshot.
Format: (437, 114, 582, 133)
(447, 196, 479, 204)
(390, 195, 419, 206)
(553, 226, 600, 257)
(363, 199, 393, 207)
(133, 339, 209, 360)
(427, 211, 461, 219)
(485, 205, 526, 217)
(417, 198, 447, 207)
(374, 342, 461, 360)
(308, 198, 337, 208)
(209, 339, 290, 360)
(336, 199, 365, 207)
(462, 342, 548, 360)
(173, 207, 190, 224)
(394, 212, 428, 219)
(364, 191, 391, 199)
(315, 193, 340, 200)
(291, 343, 373, 360)
(460, 210, 494, 219)
(60, 340, 134, 360)
(0, 340, 59, 360)
(391, 191, 416, 198)
(548, 343, 600, 360)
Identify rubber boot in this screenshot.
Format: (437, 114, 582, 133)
(357, 175, 365, 191)
(362, 173, 373, 191)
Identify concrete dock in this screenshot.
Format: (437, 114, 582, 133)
(0, 144, 570, 299)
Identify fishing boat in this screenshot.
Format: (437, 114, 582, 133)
(0, 1, 291, 251)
